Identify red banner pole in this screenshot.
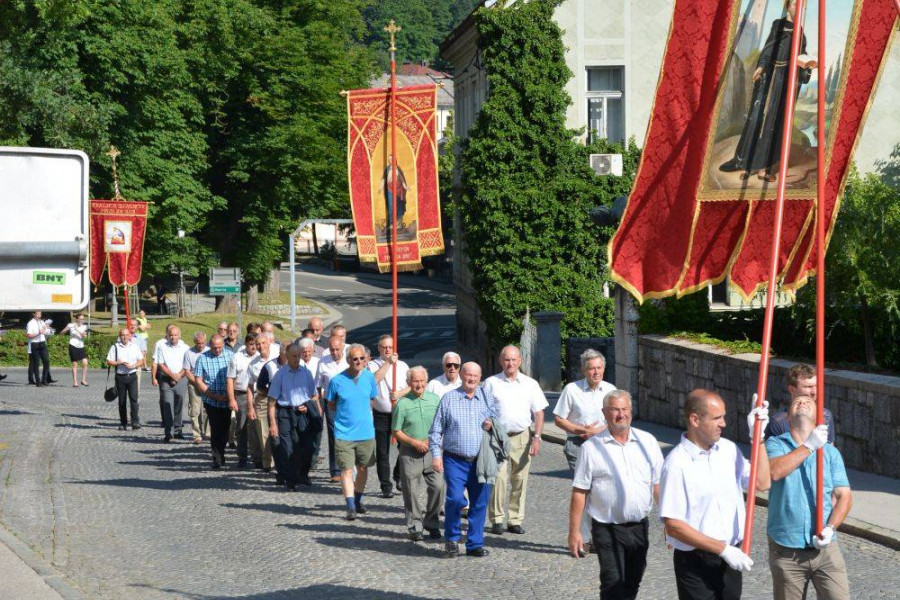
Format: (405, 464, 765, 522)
(386, 20, 401, 394)
(123, 284, 131, 325)
(742, 0, 808, 555)
(815, 0, 827, 536)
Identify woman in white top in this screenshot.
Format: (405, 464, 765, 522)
(60, 313, 89, 387)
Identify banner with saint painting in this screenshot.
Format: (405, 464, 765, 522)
(346, 84, 444, 272)
(89, 199, 149, 287)
(609, 0, 897, 302)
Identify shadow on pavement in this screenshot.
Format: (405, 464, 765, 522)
(129, 582, 456, 599)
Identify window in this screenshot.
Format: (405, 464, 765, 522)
(587, 67, 625, 144)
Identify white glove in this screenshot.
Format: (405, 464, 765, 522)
(812, 526, 834, 549)
(803, 424, 828, 453)
(719, 545, 754, 572)
(746, 394, 770, 441)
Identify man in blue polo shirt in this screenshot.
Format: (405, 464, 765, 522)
(193, 335, 231, 469)
(766, 394, 852, 600)
(326, 343, 378, 521)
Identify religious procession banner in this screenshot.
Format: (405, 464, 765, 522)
(609, 0, 897, 302)
(346, 84, 444, 272)
(89, 199, 149, 287)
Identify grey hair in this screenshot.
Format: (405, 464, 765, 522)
(296, 337, 315, 349)
(258, 331, 274, 341)
(347, 343, 367, 357)
(193, 331, 207, 342)
(407, 365, 428, 383)
(442, 351, 461, 365)
(580, 348, 606, 370)
(603, 389, 631, 408)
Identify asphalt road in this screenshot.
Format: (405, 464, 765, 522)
(281, 263, 456, 369)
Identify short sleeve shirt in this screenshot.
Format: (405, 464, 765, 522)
(659, 435, 750, 551)
(183, 346, 208, 371)
(106, 341, 144, 375)
(425, 374, 462, 399)
(392, 391, 441, 441)
(367, 358, 410, 413)
(765, 432, 849, 548)
(553, 379, 616, 429)
(327, 370, 377, 441)
(483, 371, 549, 434)
(226, 349, 257, 391)
(268, 365, 317, 408)
(316, 355, 348, 391)
(153, 339, 189, 372)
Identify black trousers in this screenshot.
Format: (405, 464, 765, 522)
(115, 372, 140, 426)
(274, 406, 316, 486)
(591, 518, 650, 600)
(674, 548, 743, 600)
(205, 404, 232, 467)
(373, 410, 394, 493)
(29, 342, 51, 384)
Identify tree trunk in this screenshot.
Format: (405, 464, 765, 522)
(215, 294, 238, 313)
(264, 268, 280, 294)
(246, 284, 259, 313)
(859, 292, 878, 367)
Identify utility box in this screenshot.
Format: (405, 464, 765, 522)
(0, 147, 90, 310)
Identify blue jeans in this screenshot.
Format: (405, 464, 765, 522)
(443, 453, 492, 551)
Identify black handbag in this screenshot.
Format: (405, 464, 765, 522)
(104, 346, 118, 402)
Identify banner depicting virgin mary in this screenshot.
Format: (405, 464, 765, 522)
(609, 0, 897, 302)
(346, 84, 444, 272)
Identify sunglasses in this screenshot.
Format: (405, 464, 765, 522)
(350, 356, 367, 362)
(444, 363, 460, 369)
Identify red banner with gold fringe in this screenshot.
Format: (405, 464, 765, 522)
(89, 199, 148, 287)
(346, 84, 444, 272)
(609, 0, 897, 302)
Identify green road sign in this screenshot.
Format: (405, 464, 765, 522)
(33, 271, 66, 285)
(209, 283, 240, 295)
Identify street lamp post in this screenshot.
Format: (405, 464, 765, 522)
(177, 229, 186, 317)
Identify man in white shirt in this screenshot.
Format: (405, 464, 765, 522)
(152, 325, 190, 442)
(484, 345, 549, 535)
(330, 324, 349, 357)
(184, 332, 210, 444)
(227, 334, 258, 467)
(568, 390, 664, 600)
(26, 310, 54, 386)
(425, 352, 463, 398)
(247, 332, 276, 471)
(317, 335, 349, 482)
(106, 328, 145, 430)
(368, 335, 410, 498)
(261, 322, 282, 357)
(297, 338, 320, 379)
(659, 389, 771, 600)
(554, 348, 616, 471)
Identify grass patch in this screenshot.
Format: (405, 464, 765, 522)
(669, 331, 764, 356)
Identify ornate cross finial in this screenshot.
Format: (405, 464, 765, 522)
(106, 145, 123, 200)
(384, 19, 401, 53)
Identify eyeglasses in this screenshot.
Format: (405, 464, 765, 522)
(350, 357, 367, 362)
(444, 363, 460, 369)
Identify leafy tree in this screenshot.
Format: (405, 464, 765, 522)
(459, 0, 638, 348)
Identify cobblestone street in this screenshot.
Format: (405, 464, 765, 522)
(0, 372, 897, 599)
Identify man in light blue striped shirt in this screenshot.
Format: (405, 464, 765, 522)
(429, 362, 497, 558)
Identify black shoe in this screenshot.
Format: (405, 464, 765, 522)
(254, 462, 263, 470)
(0, 374, 7, 381)
(427, 529, 442, 540)
(507, 524, 525, 535)
(467, 547, 488, 558)
(238, 458, 249, 468)
(356, 504, 367, 515)
(381, 489, 394, 499)
(287, 484, 297, 492)
(263, 467, 272, 473)
(346, 509, 357, 521)
(298, 477, 312, 486)
(394, 480, 402, 493)
(275, 476, 285, 485)
(489, 523, 505, 535)
(211, 462, 221, 470)
(408, 530, 424, 542)
(228, 442, 237, 449)
(175, 432, 186, 440)
(47, 378, 58, 384)
(36, 383, 45, 387)
(132, 424, 142, 430)
(118, 425, 127, 431)
(719, 158, 742, 172)
(163, 434, 172, 443)
(445, 541, 459, 558)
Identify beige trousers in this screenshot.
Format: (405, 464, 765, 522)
(489, 429, 532, 527)
(768, 537, 850, 600)
(247, 392, 274, 469)
(187, 383, 209, 440)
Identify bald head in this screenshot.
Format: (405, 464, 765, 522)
(499, 345, 522, 378)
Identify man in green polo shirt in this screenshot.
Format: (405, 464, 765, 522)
(392, 366, 445, 541)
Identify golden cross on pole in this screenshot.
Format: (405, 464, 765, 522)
(106, 145, 123, 200)
(384, 19, 401, 53)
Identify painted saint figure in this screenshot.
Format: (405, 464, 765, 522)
(381, 154, 408, 231)
(719, 0, 814, 183)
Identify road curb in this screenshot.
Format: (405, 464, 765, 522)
(539, 430, 900, 551)
(0, 523, 86, 600)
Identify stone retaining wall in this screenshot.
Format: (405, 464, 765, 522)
(637, 335, 900, 478)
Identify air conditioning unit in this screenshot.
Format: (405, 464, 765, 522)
(589, 153, 623, 176)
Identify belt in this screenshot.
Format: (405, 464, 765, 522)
(508, 429, 529, 436)
(445, 451, 477, 463)
(115, 371, 137, 377)
(593, 517, 649, 528)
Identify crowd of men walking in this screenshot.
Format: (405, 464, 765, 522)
(8, 311, 855, 600)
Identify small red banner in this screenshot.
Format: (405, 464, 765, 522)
(609, 0, 897, 302)
(346, 84, 444, 272)
(89, 199, 149, 288)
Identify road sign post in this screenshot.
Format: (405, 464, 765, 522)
(210, 267, 242, 338)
